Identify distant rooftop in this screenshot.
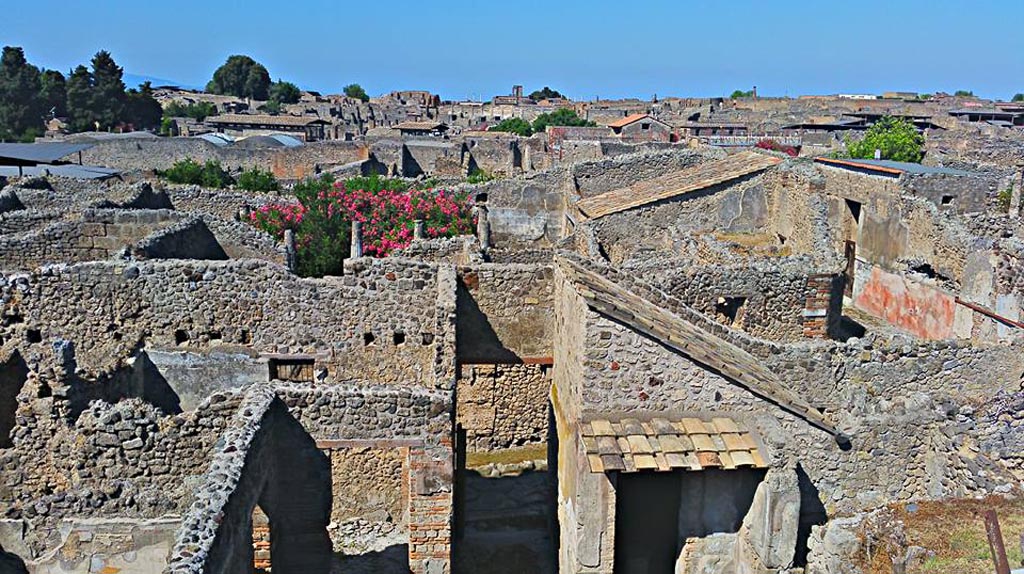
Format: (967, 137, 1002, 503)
(0, 142, 95, 165)
(814, 157, 976, 177)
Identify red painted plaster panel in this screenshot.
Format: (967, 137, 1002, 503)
(854, 266, 955, 340)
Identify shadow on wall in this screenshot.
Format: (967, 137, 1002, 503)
(67, 348, 183, 421)
(0, 351, 29, 447)
(795, 463, 828, 567)
(0, 544, 28, 574)
(455, 281, 521, 363)
(333, 544, 410, 574)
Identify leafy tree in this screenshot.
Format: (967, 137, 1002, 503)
(954, 90, 975, 97)
(343, 83, 369, 102)
(237, 167, 280, 192)
(0, 46, 44, 141)
(126, 81, 162, 130)
(163, 101, 218, 121)
(207, 55, 271, 100)
(39, 69, 67, 118)
(490, 117, 532, 136)
(269, 80, 300, 105)
(88, 50, 127, 130)
(159, 158, 233, 188)
(66, 65, 93, 132)
(845, 116, 924, 163)
(730, 89, 754, 99)
(528, 86, 564, 101)
(531, 108, 595, 133)
(1012, 93, 1024, 102)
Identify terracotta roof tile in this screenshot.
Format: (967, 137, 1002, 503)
(581, 414, 768, 473)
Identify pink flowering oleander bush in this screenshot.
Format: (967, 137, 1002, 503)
(249, 174, 474, 277)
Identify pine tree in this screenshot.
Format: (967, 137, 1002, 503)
(89, 50, 127, 130)
(66, 65, 94, 132)
(0, 46, 44, 140)
(126, 81, 162, 130)
(39, 69, 67, 118)
(207, 55, 271, 100)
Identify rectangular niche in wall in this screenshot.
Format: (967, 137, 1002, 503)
(269, 356, 315, 382)
(715, 296, 747, 327)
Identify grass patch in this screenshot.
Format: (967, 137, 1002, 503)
(466, 443, 547, 468)
(897, 496, 1024, 574)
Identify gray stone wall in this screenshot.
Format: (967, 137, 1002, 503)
(456, 363, 551, 451)
(456, 264, 554, 362)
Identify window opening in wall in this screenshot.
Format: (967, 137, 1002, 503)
(174, 330, 189, 345)
(844, 198, 861, 223)
(252, 505, 271, 573)
(715, 296, 747, 327)
(269, 357, 315, 382)
(941, 194, 955, 205)
(26, 329, 41, 343)
(421, 332, 434, 345)
(363, 332, 375, 346)
(0, 352, 28, 448)
(641, 122, 650, 130)
(393, 332, 406, 346)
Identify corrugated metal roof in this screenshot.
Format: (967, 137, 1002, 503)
(194, 133, 233, 147)
(815, 157, 976, 176)
(268, 134, 304, 148)
(0, 164, 119, 180)
(0, 142, 95, 164)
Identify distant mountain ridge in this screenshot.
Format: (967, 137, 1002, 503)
(123, 73, 201, 91)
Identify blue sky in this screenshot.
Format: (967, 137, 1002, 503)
(5, 0, 1023, 100)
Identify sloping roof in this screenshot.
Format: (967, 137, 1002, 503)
(0, 164, 119, 180)
(394, 121, 448, 131)
(557, 256, 842, 440)
(606, 113, 660, 129)
(0, 142, 94, 164)
(814, 157, 976, 176)
(206, 114, 329, 127)
(581, 415, 767, 473)
(576, 151, 782, 219)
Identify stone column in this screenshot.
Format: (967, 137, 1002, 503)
(284, 229, 297, 272)
(476, 205, 491, 250)
(351, 221, 363, 258)
(414, 219, 426, 240)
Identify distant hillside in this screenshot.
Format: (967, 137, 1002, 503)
(124, 73, 200, 90)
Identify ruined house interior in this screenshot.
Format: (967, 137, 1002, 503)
(0, 138, 1021, 574)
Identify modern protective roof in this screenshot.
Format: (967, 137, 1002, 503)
(194, 133, 234, 147)
(576, 151, 782, 219)
(206, 114, 329, 127)
(581, 415, 767, 473)
(0, 142, 95, 164)
(268, 134, 304, 147)
(0, 164, 119, 180)
(814, 157, 976, 176)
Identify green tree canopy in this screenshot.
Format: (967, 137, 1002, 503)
(343, 83, 369, 102)
(163, 101, 217, 121)
(88, 50, 127, 130)
(207, 55, 271, 100)
(0, 46, 44, 141)
(531, 108, 595, 133)
(126, 81, 162, 130)
(490, 117, 532, 136)
(66, 65, 93, 132)
(730, 89, 754, 99)
(269, 80, 301, 105)
(845, 116, 924, 163)
(1012, 93, 1024, 102)
(39, 69, 67, 118)
(954, 90, 975, 97)
(528, 86, 564, 101)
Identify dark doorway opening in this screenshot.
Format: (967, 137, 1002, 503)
(844, 198, 861, 224)
(0, 352, 29, 448)
(615, 471, 682, 574)
(794, 464, 828, 566)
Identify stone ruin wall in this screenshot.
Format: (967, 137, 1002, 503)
(78, 138, 368, 180)
(456, 363, 551, 452)
(0, 257, 449, 386)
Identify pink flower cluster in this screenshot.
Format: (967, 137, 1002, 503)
(248, 181, 474, 258)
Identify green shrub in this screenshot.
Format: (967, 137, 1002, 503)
(467, 168, 493, 184)
(843, 116, 924, 163)
(237, 167, 279, 192)
(531, 108, 595, 133)
(159, 158, 234, 188)
(490, 118, 532, 136)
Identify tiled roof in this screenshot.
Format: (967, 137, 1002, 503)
(394, 121, 447, 131)
(581, 415, 768, 473)
(576, 151, 782, 219)
(606, 113, 654, 128)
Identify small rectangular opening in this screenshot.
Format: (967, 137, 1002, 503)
(941, 194, 954, 205)
(844, 198, 861, 223)
(269, 357, 315, 382)
(715, 296, 747, 327)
